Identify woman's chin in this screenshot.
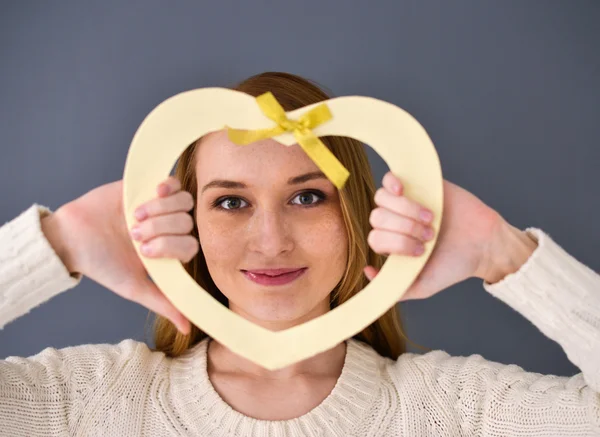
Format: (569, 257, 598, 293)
(230, 299, 328, 331)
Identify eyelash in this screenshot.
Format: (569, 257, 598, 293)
(211, 190, 327, 212)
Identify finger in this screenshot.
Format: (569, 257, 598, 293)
(141, 235, 200, 264)
(363, 265, 379, 281)
(124, 278, 191, 335)
(368, 229, 425, 256)
(369, 207, 435, 242)
(374, 188, 433, 224)
(157, 176, 182, 197)
(131, 212, 194, 243)
(135, 191, 195, 222)
(381, 171, 403, 195)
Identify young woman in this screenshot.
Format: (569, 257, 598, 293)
(0, 72, 598, 436)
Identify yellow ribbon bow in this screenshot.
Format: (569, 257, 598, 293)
(226, 92, 350, 189)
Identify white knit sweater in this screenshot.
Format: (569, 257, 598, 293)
(0, 204, 599, 436)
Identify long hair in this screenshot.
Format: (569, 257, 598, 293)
(150, 72, 411, 360)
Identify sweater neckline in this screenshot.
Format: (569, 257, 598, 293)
(168, 337, 383, 436)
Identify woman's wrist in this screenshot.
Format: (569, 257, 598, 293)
(41, 206, 80, 275)
(482, 223, 538, 284)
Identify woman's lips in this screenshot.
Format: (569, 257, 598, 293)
(242, 268, 307, 286)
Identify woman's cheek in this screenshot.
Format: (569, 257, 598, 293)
(197, 216, 241, 262)
(302, 208, 348, 264)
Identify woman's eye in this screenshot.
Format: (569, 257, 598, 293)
(219, 197, 247, 210)
(291, 192, 323, 206)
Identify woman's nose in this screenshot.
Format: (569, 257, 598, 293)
(247, 209, 294, 257)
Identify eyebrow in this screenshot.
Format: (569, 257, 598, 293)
(288, 171, 327, 185)
(201, 171, 328, 193)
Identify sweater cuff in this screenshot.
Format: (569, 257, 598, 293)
(483, 227, 600, 385)
(0, 204, 82, 329)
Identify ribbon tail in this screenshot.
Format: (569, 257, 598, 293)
(295, 132, 350, 189)
(257, 92, 289, 126)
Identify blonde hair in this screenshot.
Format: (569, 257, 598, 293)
(150, 72, 413, 360)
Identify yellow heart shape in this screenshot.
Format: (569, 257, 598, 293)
(123, 88, 443, 370)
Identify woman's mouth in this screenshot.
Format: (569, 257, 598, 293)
(241, 268, 308, 286)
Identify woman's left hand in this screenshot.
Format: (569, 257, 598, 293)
(365, 172, 520, 301)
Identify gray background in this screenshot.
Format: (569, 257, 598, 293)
(1, 1, 598, 379)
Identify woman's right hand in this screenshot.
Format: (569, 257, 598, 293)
(47, 177, 197, 334)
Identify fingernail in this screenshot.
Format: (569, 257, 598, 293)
(130, 225, 142, 240)
(422, 227, 434, 240)
(393, 184, 402, 194)
(157, 184, 170, 196)
(420, 209, 433, 223)
(414, 244, 425, 255)
(135, 207, 147, 221)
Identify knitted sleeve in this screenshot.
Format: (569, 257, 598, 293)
(0, 339, 149, 436)
(483, 228, 600, 393)
(389, 228, 600, 435)
(0, 204, 82, 330)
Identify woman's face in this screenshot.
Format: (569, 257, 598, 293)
(194, 131, 348, 331)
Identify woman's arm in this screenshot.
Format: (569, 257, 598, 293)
(0, 204, 82, 330)
(388, 228, 600, 435)
(484, 228, 600, 392)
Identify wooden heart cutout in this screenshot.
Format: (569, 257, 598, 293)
(123, 88, 443, 370)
